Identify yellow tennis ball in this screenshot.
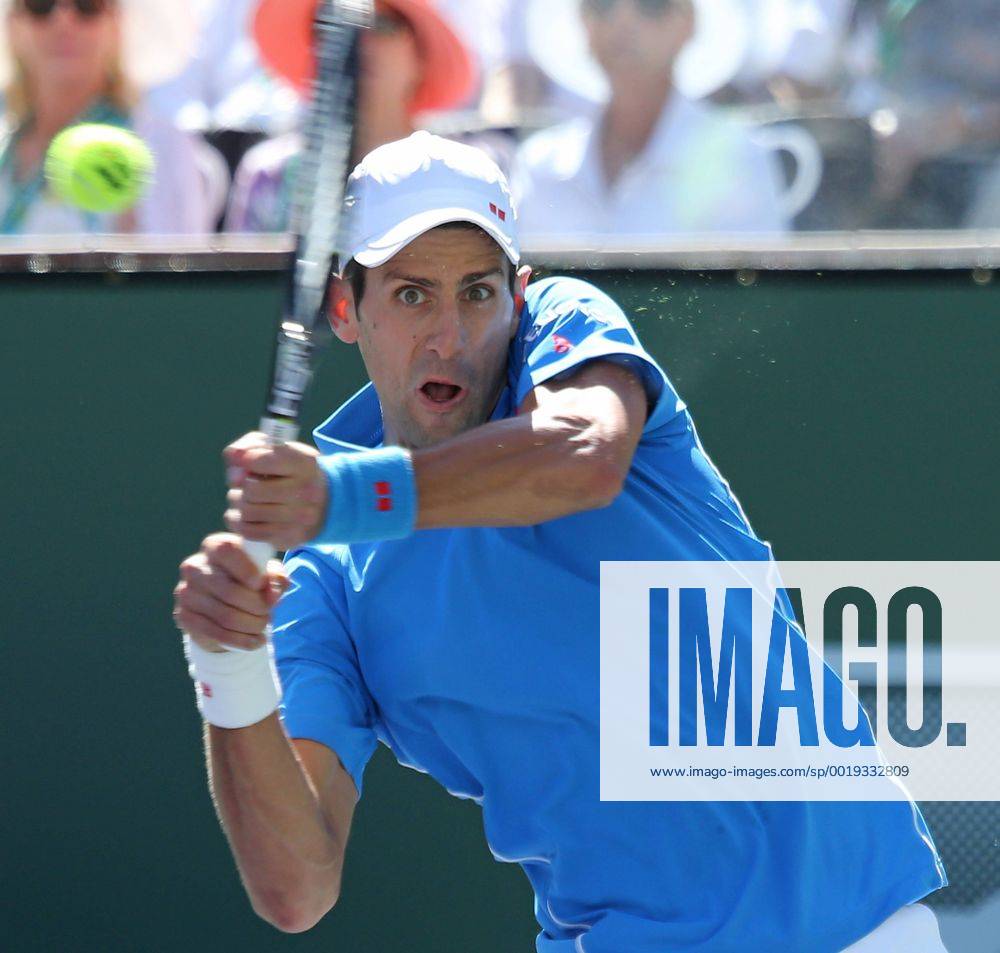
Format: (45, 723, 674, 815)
(45, 124, 155, 215)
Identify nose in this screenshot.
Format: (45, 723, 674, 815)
(425, 302, 466, 361)
(604, 0, 644, 37)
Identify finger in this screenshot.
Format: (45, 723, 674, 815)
(264, 570, 291, 607)
(173, 579, 190, 616)
(239, 447, 297, 479)
(234, 476, 323, 506)
(201, 568, 272, 618)
(202, 534, 264, 588)
(265, 560, 291, 593)
(180, 556, 224, 596)
(180, 586, 270, 637)
(226, 465, 247, 488)
(224, 512, 308, 551)
(179, 552, 208, 581)
(241, 442, 318, 479)
(223, 431, 268, 464)
(227, 498, 316, 527)
(173, 606, 265, 652)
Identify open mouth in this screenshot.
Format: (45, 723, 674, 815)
(418, 378, 465, 411)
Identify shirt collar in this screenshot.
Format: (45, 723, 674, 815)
(313, 383, 385, 453)
(642, 92, 701, 167)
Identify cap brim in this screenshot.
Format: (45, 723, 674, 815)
(344, 206, 520, 275)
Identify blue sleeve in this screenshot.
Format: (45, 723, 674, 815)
(271, 549, 378, 798)
(514, 277, 686, 435)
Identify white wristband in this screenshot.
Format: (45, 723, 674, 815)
(183, 635, 282, 729)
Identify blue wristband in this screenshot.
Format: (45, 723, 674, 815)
(311, 447, 417, 546)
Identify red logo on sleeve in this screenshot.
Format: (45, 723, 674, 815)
(488, 202, 507, 222)
(552, 334, 573, 354)
(200, 681, 214, 698)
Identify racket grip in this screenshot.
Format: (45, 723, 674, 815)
(240, 415, 300, 571)
(259, 416, 300, 444)
(243, 538, 276, 572)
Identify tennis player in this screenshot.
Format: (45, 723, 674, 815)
(174, 132, 948, 952)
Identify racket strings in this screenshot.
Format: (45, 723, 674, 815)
(288, 0, 369, 333)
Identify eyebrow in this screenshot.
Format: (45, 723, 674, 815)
(460, 267, 504, 286)
(384, 267, 505, 289)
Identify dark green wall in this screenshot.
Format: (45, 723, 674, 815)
(3, 267, 996, 952)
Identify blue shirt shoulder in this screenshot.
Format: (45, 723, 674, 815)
(513, 276, 685, 435)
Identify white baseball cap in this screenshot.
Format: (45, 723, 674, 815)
(341, 131, 520, 274)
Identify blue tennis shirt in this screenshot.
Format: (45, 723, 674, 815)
(272, 277, 945, 952)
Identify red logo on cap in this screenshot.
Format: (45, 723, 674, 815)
(489, 202, 507, 222)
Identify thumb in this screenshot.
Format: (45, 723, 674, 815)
(264, 562, 290, 606)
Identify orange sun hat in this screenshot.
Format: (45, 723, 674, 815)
(253, 0, 477, 116)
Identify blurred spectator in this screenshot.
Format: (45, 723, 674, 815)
(148, 0, 300, 137)
(0, 0, 214, 235)
(146, 0, 302, 181)
(865, 0, 1000, 229)
(513, 0, 790, 242)
(432, 0, 504, 107)
(438, 0, 574, 126)
(728, 0, 855, 103)
(226, 0, 475, 233)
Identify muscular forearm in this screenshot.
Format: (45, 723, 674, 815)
(206, 714, 343, 932)
(413, 407, 629, 529)
(221, 362, 646, 545)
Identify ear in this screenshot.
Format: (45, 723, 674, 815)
(514, 264, 532, 313)
(510, 264, 532, 339)
(328, 275, 359, 344)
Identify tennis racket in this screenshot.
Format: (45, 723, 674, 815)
(243, 0, 372, 574)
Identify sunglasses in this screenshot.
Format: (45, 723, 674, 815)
(584, 0, 677, 15)
(372, 10, 409, 36)
(18, 0, 112, 18)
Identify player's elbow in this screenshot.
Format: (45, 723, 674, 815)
(253, 885, 339, 934)
(569, 448, 629, 510)
(561, 440, 628, 510)
(257, 902, 326, 935)
(539, 412, 632, 513)
(261, 907, 315, 935)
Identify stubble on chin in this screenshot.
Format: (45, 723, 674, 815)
(391, 401, 487, 451)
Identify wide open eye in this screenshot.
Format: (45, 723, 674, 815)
(466, 284, 494, 303)
(396, 286, 429, 306)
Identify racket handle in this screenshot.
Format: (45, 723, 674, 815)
(243, 538, 276, 572)
(216, 416, 302, 651)
(259, 415, 300, 444)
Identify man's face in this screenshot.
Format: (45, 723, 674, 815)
(340, 227, 521, 450)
